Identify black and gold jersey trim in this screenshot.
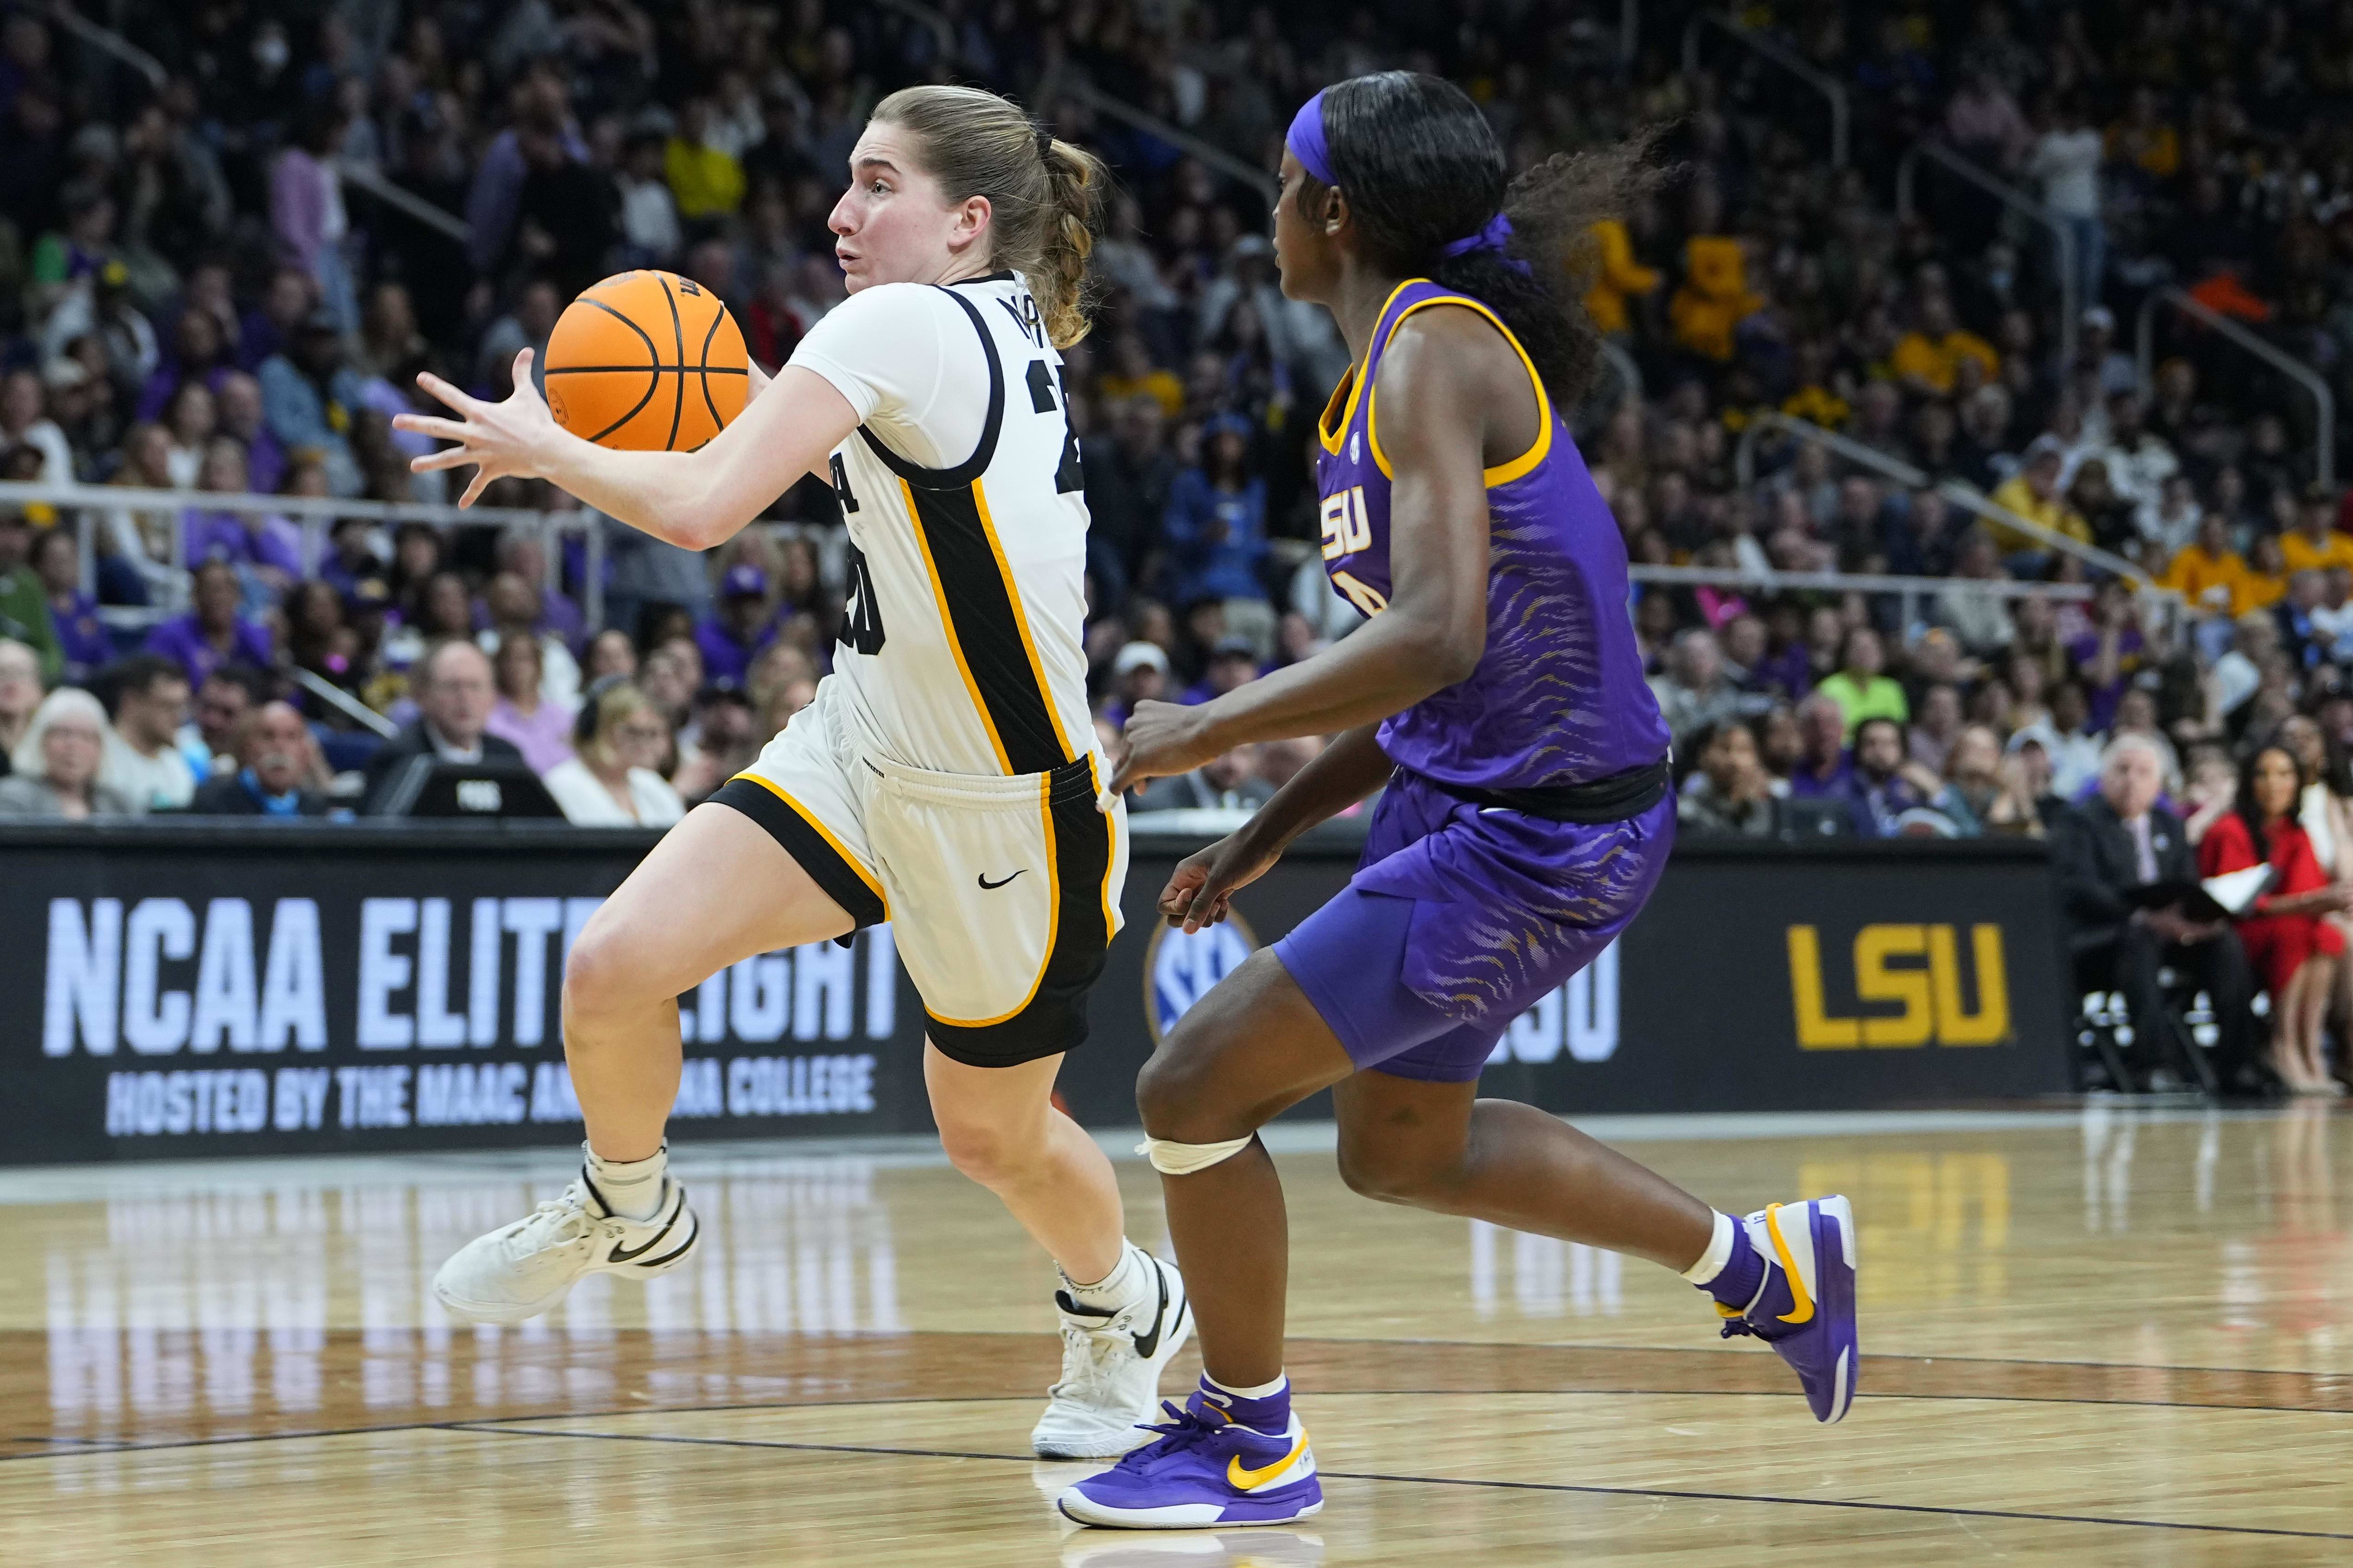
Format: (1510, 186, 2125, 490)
(855, 286, 1006, 489)
(709, 776, 888, 938)
(901, 478, 1071, 776)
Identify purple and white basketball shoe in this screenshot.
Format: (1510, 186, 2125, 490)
(1717, 1196, 1860, 1422)
(1057, 1393, 1323, 1529)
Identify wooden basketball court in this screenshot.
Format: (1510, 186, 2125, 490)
(1, 1106, 2343, 1564)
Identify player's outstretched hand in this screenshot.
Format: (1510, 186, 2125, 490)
(1158, 832, 1280, 933)
(1107, 699, 1222, 796)
(393, 349, 561, 507)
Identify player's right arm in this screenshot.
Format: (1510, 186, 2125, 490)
(1155, 724, 1393, 932)
(396, 282, 952, 551)
(396, 349, 859, 551)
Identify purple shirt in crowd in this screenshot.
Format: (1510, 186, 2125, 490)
(142, 612, 276, 688)
(1786, 752, 1855, 797)
(184, 509, 304, 577)
(48, 590, 112, 682)
(484, 697, 577, 775)
(694, 611, 786, 686)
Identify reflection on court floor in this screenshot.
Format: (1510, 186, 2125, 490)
(9, 1108, 2353, 1564)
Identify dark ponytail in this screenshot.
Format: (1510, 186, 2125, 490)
(1302, 72, 1659, 407)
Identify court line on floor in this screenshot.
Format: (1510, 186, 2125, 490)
(438, 1422, 2353, 1542)
(14, 1369, 2353, 1468)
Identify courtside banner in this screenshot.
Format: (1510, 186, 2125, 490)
(1077, 830, 2073, 1122)
(0, 824, 2068, 1163)
(0, 822, 927, 1162)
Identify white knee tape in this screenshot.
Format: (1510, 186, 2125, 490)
(1137, 1135, 1255, 1175)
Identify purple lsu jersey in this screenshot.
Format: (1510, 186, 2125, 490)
(1313, 279, 1669, 790)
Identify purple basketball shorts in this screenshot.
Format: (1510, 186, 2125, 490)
(1272, 771, 1674, 1083)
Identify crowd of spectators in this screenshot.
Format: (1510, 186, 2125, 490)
(4, 2, 2353, 862)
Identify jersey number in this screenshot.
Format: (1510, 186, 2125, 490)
(1330, 569, 1388, 616)
(1026, 360, 1085, 494)
(844, 541, 886, 655)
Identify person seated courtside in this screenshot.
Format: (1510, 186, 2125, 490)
(2053, 734, 2260, 1092)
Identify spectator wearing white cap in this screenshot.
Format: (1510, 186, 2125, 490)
(1102, 640, 1169, 730)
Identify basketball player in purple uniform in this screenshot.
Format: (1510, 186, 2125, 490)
(1062, 73, 1858, 1529)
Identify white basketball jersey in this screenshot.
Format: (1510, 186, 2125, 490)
(801, 273, 1093, 778)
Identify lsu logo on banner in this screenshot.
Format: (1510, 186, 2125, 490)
(1142, 914, 1260, 1045)
(1785, 923, 2010, 1049)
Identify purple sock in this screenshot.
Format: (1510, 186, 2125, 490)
(1197, 1373, 1291, 1435)
(1699, 1225, 1766, 1313)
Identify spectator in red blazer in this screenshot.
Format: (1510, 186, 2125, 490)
(2200, 743, 2353, 1093)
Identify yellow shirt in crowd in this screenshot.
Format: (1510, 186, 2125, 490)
(2279, 528, 2353, 578)
(1986, 474, 2094, 552)
(1583, 219, 1661, 335)
(1889, 329, 2000, 395)
(666, 138, 745, 219)
(2157, 542, 2245, 614)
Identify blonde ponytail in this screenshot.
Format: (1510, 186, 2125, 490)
(870, 86, 1111, 348)
(1037, 138, 1107, 348)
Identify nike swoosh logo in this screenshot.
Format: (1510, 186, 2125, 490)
(1129, 1260, 1171, 1359)
(1227, 1435, 1308, 1491)
(1764, 1203, 1815, 1325)
(607, 1191, 684, 1264)
(977, 869, 1027, 890)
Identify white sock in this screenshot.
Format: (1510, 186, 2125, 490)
(1679, 1211, 1736, 1284)
(1061, 1242, 1146, 1312)
(1205, 1371, 1288, 1401)
(586, 1143, 668, 1222)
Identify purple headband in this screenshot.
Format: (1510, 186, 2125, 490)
(1286, 90, 1523, 269)
(1284, 90, 1334, 184)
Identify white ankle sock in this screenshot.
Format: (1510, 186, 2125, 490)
(586, 1143, 668, 1222)
(1062, 1242, 1145, 1311)
(1205, 1371, 1288, 1400)
(1679, 1211, 1737, 1284)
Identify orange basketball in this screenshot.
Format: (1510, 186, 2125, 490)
(542, 270, 749, 451)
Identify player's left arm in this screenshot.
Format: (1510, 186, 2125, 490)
(393, 347, 854, 551)
(1111, 309, 1511, 789)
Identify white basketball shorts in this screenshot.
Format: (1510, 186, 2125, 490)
(708, 675, 1128, 1066)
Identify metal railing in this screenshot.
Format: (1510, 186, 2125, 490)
(0, 483, 606, 630)
(1681, 14, 1849, 169)
(49, 4, 473, 249)
(2136, 287, 2335, 489)
(1732, 411, 2153, 585)
(290, 667, 397, 738)
(1055, 78, 1281, 204)
(1629, 561, 2095, 643)
(1895, 140, 2077, 368)
(331, 159, 470, 245)
(48, 0, 162, 85)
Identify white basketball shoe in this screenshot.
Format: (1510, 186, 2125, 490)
(1032, 1244, 1193, 1459)
(432, 1169, 701, 1325)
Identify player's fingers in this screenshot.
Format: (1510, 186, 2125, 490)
(392, 415, 474, 442)
(413, 371, 480, 414)
(456, 468, 494, 509)
(1106, 756, 1140, 796)
(408, 447, 478, 472)
(1183, 876, 1232, 932)
(512, 348, 540, 400)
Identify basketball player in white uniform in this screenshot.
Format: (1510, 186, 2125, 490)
(392, 85, 1186, 1459)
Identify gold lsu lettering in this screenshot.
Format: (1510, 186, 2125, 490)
(1785, 924, 2010, 1049)
(1317, 487, 1389, 615)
